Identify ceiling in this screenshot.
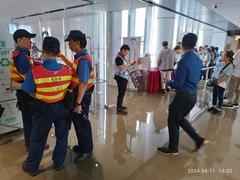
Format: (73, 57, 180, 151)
(197, 0, 240, 28)
(0, 0, 238, 32)
(140, 0, 239, 32)
(0, 0, 89, 18)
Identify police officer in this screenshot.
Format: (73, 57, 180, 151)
(11, 29, 48, 151)
(60, 30, 94, 160)
(21, 37, 72, 176)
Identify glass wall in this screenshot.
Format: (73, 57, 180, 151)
(0, 0, 233, 133)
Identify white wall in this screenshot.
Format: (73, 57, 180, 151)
(210, 31, 227, 51)
(0, 17, 23, 131)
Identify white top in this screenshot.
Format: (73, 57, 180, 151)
(174, 52, 182, 69)
(232, 50, 240, 77)
(157, 47, 175, 71)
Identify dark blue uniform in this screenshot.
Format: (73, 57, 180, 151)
(72, 49, 94, 155)
(14, 46, 33, 149)
(22, 60, 70, 174)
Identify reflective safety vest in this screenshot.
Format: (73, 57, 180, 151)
(32, 64, 72, 103)
(70, 55, 94, 90)
(10, 50, 34, 82)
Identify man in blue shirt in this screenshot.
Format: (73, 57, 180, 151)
(62, 30, 94, 160)
(158, 33, 208, 155)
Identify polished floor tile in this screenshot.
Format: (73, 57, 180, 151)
(0, 84, 239, 180)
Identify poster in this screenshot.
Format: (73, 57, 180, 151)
(0, 18, 23, 134)
(123, 36, 141, 61)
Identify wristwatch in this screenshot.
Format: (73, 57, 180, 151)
(75, 102, 81, 106)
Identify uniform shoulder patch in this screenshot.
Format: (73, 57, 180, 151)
(12, 50, 21, 58)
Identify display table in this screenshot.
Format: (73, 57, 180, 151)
(148, 69, 161, 94)
(148, 69, 174, 94)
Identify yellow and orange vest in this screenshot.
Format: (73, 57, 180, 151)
(70, 55, 94, 90)
(10, 50, 34, 82)
(32, 65, 72, 103)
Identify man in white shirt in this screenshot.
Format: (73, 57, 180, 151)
(223, 40, 240, 108)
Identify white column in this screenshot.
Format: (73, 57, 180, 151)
(155, 9, 175, 61)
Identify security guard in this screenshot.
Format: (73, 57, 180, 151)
(60, 30, 94, 160)
(21, 37, 72, 176)
(11, 29, 37, 150)
(11, 29, 49, 151)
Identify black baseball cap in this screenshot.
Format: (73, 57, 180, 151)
(13, 29, 36, 42)
(65, 30, 86, 41)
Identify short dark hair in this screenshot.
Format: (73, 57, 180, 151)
(226, 50, 234, 62)
(215, 47, 219, 51)
(162, 41, 168, 47)
(174, 45, 181, 51)
(42, 36, 60, 55)
(120, 44, 130, 51)
(182, 33, 198, 49)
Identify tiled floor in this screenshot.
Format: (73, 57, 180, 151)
(0, 84, 239, 180)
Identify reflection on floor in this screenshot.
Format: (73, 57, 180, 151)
(0, 84, 239, 180)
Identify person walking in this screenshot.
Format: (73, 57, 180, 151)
(158, 33, 208, 155)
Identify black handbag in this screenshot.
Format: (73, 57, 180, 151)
(64, 90, 75, 110)
(207, 78, 217, 87)
(207, 63, 231, 87)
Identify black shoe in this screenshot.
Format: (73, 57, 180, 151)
(211, 108, 221, 114)
(75, 152, 92, 161)
(52, 164, 64, 171)
(22, 161, 39, 176)
(117, 109, 128, 115)
(233, 103, 239, 108)
(72, 145, 81, 153)
(207, 106, 214, 112)
(195, 139, 209, 152)
(120, 105, 127, 110)
(72, 145, 92, 159)
(157, 147, 179, 155)
(222, 104, 234, 109)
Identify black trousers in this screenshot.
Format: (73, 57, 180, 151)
(168, 91, 203, 151)
(114, 75, 128, 109)
(16, 90, 34, 148)
(26, 100, 69, 173)
(212, 85, 225, 108)
(72, 86, 94, 154)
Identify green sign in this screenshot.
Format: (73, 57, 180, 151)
(0, 40, 6, 49)
(0, 40, 11, 67)
(0, 57, 10, 67)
